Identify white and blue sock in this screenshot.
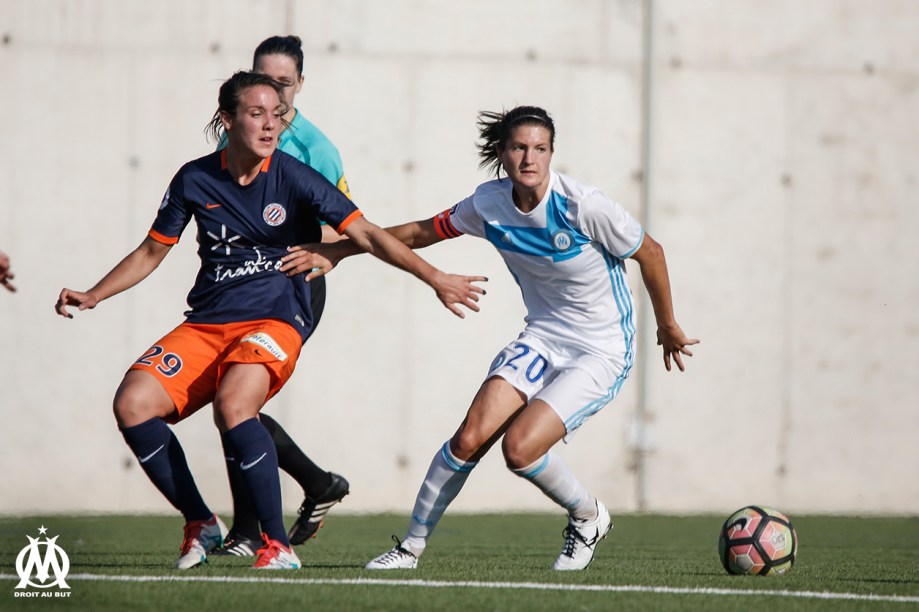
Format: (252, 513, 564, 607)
(511, 451, 597, 521)
(403, 441, 477, 555)
(120, 417, 211, 522)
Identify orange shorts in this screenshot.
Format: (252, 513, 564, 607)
(128, 319, 303, 423)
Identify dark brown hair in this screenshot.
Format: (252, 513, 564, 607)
(253, 35, 304, 75)
(204, 71, 287, 143)
(476, 106, 555, 178)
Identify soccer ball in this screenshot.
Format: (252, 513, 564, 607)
(718, 505, 796, 576)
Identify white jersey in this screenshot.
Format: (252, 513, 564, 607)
(434, 171, 644, 362)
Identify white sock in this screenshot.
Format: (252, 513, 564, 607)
(402, 441, 477, 555)
(511, 451, 597, 522)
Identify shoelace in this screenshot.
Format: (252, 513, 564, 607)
(254, 536, 285, 568)
(377, 535, 414, 564)
(560, 526, 590, 558)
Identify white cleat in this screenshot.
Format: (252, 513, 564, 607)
(552, 500, 612, 571)
(176, 514, 227, 570)
(365, 536, 419, 570)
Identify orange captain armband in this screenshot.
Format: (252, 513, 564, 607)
(433, 208, 462, 239)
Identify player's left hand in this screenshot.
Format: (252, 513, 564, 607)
(281, 244, 337, 281)
(656, 323, 699, 372)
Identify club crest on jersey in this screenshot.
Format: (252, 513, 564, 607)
(552, 230, 573, 252)
(262, 203, 287, 226)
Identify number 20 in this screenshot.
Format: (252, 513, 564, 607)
(506, 343, 547, 383)
(135, 345, 184, 377)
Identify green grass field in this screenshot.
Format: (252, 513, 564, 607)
(1, 513, 917, 611)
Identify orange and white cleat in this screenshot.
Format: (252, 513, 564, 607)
(176, 514, 227, 570)
(253, 534, 301, 570)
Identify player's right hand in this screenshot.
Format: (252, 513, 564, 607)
(55, 288, 99, 319)
(0, 250, 15, 292)
(280, 244, 339, 281)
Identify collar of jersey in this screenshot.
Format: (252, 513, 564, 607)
(220, 149, 273, 173)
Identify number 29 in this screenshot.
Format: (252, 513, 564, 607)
(135, 345, 184, 377)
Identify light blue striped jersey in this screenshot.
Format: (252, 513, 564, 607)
(435, 171, 643, 358)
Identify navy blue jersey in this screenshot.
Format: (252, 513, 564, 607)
(149, 149, 362, 342)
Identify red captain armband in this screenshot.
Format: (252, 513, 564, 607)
(148, 229, 179, 245)
(433, 209, 462, 239)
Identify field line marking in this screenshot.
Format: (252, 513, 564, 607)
(2, 573, 917, 604)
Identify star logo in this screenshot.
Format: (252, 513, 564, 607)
(208, 224, 241, 255)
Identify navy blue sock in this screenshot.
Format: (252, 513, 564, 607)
(223, 418, 287, 545)
(120, 417, 211, 522)
(220, 435, 261, 540)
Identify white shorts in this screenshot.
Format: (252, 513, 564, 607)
(486, 331, 631, 439)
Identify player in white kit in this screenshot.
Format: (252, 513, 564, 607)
(281, 105, 698, 570)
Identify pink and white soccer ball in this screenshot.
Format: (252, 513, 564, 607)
(718, 505, 797, 576)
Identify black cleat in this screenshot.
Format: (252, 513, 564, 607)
(210, 533, 261, 557)
(288, 472, 350, 545)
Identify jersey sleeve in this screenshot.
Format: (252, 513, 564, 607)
(576, 191, 644, 258)
(148, 169, 193, 245)
(432, 195, 481, 240)
(291, 161, 363, 235)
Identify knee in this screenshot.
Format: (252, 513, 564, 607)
(501, 430, 538, 471)
(113, 385, 157, 429)
(113, 373, 175, 428)
(212, 396, 252, 432)
(450, 427, 489, 462)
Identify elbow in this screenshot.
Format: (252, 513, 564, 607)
(648, 237, 665, 262)
(634, 233, 665, 265)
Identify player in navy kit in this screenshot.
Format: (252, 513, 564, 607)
(212, 35, 355, 558)
(282, 106, 697, 571)
(55, 71, 486, 570)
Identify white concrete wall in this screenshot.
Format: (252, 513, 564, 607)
(0, 0, 915, 517)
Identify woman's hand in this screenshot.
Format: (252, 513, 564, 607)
(280, 244, 341, 281)
(428, 270, 488, 319)
(656, 322, 699, 372)
(55, 289, 100, 319)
